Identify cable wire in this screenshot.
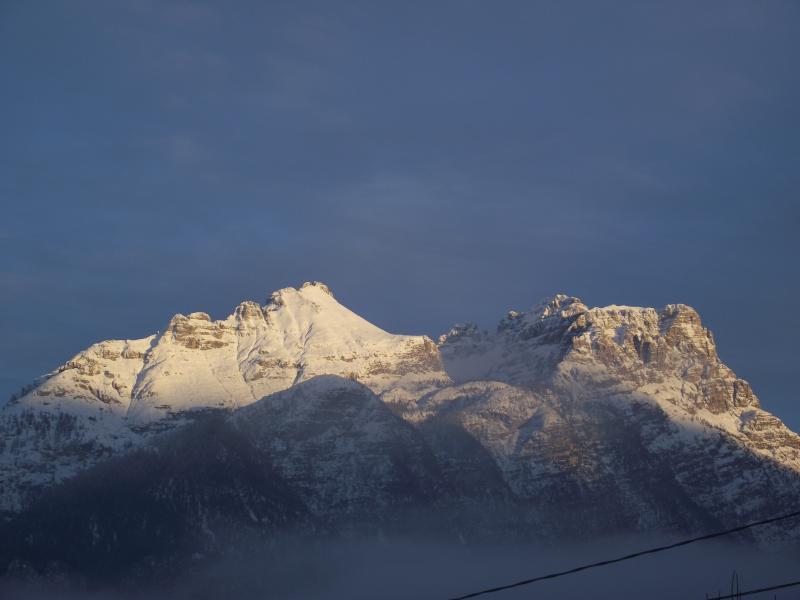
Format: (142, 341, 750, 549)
(709, 578, 800, 599)
(447, 509, 800, 599)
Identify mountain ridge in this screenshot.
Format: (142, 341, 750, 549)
(2, 281, 799, 559)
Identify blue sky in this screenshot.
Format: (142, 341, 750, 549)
(1, 1, 799, 428)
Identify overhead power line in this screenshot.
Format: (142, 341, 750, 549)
(709, 578, 800, 599)
(447, 509, 800, 600)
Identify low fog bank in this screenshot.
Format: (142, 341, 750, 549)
(2, 536, 798, 600)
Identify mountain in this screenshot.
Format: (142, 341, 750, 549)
(0, 281, 446, 513)
(2, 282, 800, 584)
(436, 295, 800, 539)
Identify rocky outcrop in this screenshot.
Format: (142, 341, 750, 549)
(439, 294, 766, 417)
(233, 377, 447, 534)
(437, 293, 800, 543)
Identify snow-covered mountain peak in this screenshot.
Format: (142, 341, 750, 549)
(268, 280, 335, 307)
(530, 293, 587, 320)
(6, 282, 449, 432)
(263, 281, 390, 343)
(495, 294, 587, 335)
(234, 300, 264, 321)
(2, 285, 800, 550)
(299, 280, 335, 296)
(440, 294, 757, 414)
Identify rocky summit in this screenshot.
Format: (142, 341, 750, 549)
(1, 282, 799, 581)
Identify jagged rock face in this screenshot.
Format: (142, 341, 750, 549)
(439, 294, 763, 418)
(420, 382, 715, 536)
(9, 337, 155, 417)
(419, 381, 800, 543)
(2, 284, 800, 559)
(233, 377, 447, 533)
(437, 294, 800, 543)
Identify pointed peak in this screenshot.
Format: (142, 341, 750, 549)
(661, 303, 700, 319)
(266, 281, 336, 308)
(496, 294, 586, 333)
(531, 294, 586, 319)
(166, 313, 187, 327)
(235, 301, 264, 321)
(300, 281, 334, 297)
(659, 303, 704, 333)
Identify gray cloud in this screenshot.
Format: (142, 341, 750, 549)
(0, 1, 798, 428)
